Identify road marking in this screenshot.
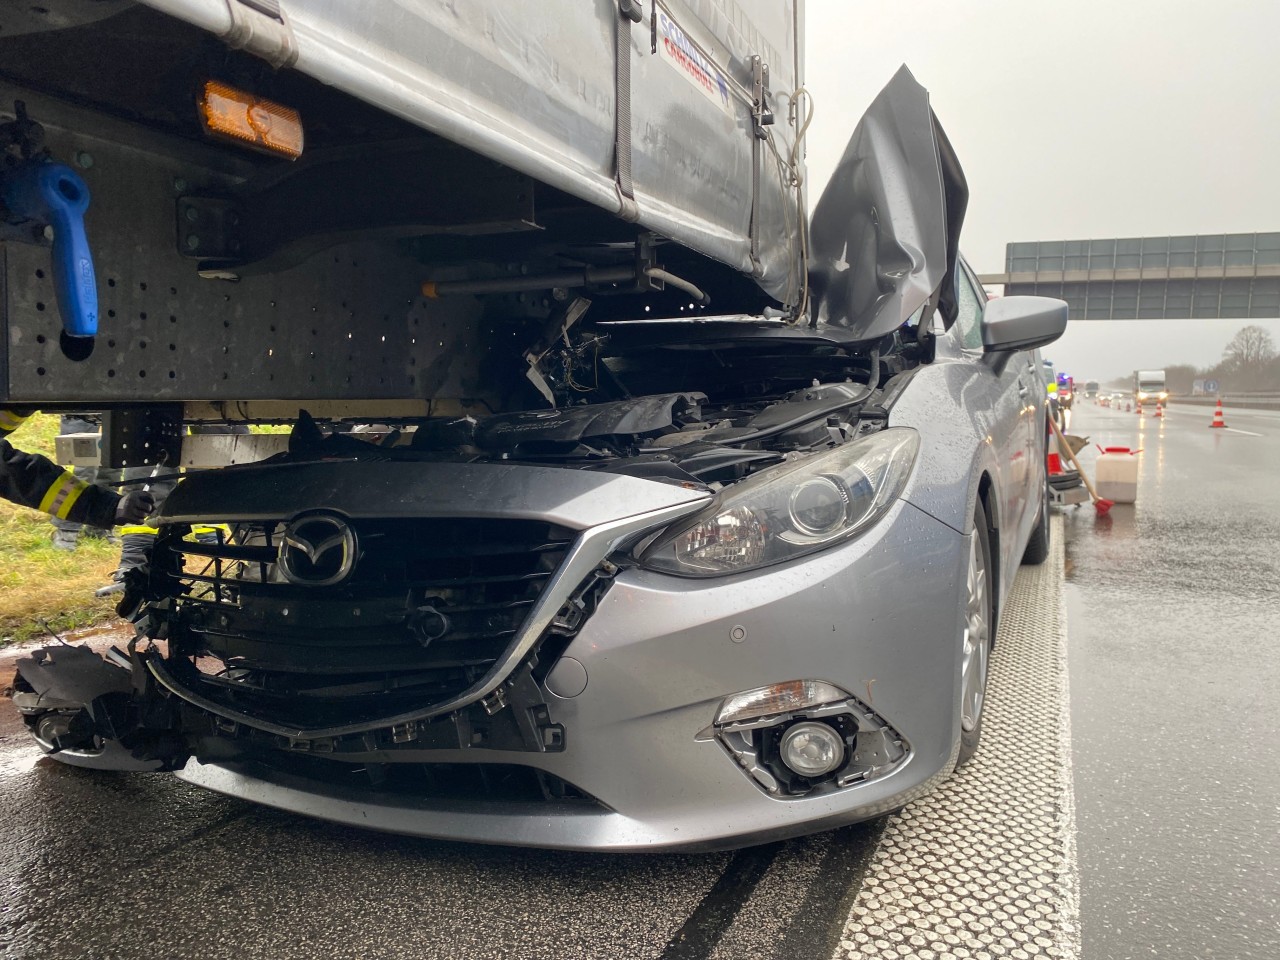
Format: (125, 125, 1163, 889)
(1223, 427, 1263, 437)
(832, 516, 1079, 959)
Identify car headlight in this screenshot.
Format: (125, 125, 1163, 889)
(640, 428, 919, 577)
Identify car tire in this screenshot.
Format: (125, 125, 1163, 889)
(957, 499, 994, 768)
(1022, 476, 1051, 565)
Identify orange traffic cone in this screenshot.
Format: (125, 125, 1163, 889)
(1154, 403, 1163, 418)
(1209, 399, 1227, 429)
(1136, 400, 1144, 417)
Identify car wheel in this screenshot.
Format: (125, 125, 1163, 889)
(1022, 474, 1051, 565)
(957, 500, 993, 768)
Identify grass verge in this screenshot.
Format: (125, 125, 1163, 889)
(1, 413, 122, 644)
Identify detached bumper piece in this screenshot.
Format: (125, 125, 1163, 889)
(11, 643, 600, 806)
(11, 645, 167, 772)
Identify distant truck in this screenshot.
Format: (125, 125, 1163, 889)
(1133, 370, 1168, 405)
(1084, 380, 1099, 399)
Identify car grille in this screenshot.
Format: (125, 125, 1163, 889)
(155, 518, 577, 723)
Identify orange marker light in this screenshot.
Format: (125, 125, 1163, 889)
(199, 81, 303, 159)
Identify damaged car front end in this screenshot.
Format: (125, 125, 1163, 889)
(14, 383, 957, 849)
(11, 67, 1067, 850)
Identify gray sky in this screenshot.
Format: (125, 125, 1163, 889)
(804, 0, 1280, 275)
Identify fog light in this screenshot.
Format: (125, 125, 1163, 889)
(779, 721, 845, 777)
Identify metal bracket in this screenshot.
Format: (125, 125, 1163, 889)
(53, 432, 100, 466)
(612, 0, 641, 222)
(0, 217, 47, 245)
(747, 57, 773, 277)
(479, 686, 508, 716)
(0, 99, 45, 162)
(750, 57, 774, 140)
(222, 0, 298, 70)
(101, 405, 183, 468)
(177, 140, 539, 274)
(618, 0, 644, 23)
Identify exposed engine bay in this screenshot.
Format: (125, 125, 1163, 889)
(12, 315, 926, 802)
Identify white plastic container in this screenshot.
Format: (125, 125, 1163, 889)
(1095, 446, 1139, 503)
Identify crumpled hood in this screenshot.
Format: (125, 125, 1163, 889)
(807, 65, 969, 341)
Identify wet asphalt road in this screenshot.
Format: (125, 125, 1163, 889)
(1063, 401, 1280, 960)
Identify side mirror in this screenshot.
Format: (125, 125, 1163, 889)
(982, 296, 1068, 354)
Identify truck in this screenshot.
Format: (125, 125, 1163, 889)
(1133, 369, 1168, 405)
(1, 1, 1069, 850)
(0, 0, 807, 421)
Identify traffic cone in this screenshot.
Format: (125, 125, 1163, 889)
(1209, 399, 1227, 429)
(1154, 403, 1163, 419)
(1136, 400, 1143, 417)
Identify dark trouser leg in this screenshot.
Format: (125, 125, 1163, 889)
(51, 417, 101, 549)
(97, 474, 173, 595)
(116, 532, 155, 572)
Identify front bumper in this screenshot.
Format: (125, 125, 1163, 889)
(176, 499, 969, 850)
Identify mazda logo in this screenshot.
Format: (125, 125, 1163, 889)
(278, 514, 357, 586)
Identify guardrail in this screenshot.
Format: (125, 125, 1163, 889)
(1166, 393, 1280, 410)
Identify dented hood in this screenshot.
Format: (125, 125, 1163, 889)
(808, 66, 968, 341)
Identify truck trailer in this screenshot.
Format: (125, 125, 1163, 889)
(1, 0, 810, 419)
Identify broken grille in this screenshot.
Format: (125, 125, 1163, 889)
(157, 517, 577, 692)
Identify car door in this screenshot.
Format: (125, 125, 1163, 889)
(952, 265, 1032, 572)
(1022, 349, 1050, 539)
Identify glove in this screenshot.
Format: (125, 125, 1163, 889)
(114, 490, 156, 525)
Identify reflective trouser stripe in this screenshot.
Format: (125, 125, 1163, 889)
(0, 410, 30, 434)
(117, 523, 226, 536)
(38, 472, 89, 520)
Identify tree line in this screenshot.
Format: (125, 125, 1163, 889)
(1108, 325, 1280, 394)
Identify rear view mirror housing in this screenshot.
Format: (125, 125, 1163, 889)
(982, 296, 1068, 354)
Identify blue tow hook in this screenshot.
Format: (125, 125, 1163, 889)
(2, 160, 98, 342)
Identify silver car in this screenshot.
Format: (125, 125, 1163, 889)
(13, 69, 1066, 850)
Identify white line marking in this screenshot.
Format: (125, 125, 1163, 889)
(832, 516, 1080, 959)
(1055, 529, 1082, 960)
(1222, 427, 1263, 437)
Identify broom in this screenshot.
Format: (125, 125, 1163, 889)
(1048, 415, 1114, 516)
